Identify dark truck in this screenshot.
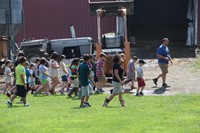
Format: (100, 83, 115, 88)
(19, 37, 94, 63)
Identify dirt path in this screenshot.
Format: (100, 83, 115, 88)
(105, 58, 200, 96)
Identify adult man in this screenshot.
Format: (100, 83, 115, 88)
(153, 38, 173, 88)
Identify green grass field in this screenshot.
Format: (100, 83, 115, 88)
(0, 94, 200, 133)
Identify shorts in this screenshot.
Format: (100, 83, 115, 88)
(15, 85, 27, 97)
(35, 77, 41, 85)
(61, 75, 68, 82)
(159, 63, 168, 74)
(97, 76, 107, 83)
(72, 78, 79, 88)
(82, 85, 90, 96)
(127, 72, 135, 80)
(137, 78, 146, 87)
(40, 79, 48, 85)
(112, 81, 122, 94)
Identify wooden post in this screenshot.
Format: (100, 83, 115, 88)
(96, 43, 102, 59)
(124, 42, 130, 71)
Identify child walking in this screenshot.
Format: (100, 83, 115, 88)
(136, 60, 146, 96)
(59, 55, 69, 95)
(4, 60, 13, 95)
(96, 52, 106, 93)
(6, 57, 29, 107)
(78, 54, 95, 108)
(123, 56, 138, 90)
(34, 58, 51, 96)
(68, 58, 80, 97)
(103, 54, 126, 107)
(29, 63, 36, 94)
(49, 52, 60, 94)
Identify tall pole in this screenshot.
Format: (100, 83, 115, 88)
(96, 9, 102, 59)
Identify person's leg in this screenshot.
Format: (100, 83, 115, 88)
(136, 87, 140, 96)
(119, 92, 126, 107)
(162, 73, 167, 84)
(108, 93, 117, 101)
(85, 96, 89, 103)
(140, 86, 145, 92)
(34, 85, 44, 94)
(50, 76, 59, 93)
(21, 97, 26, 105)
(10, 94, 17, 102)
(80, 96, 85, 106)
(118, 92, 123, 101)
(156, 74, 162, 80)
(103, 93, 117, 107)
(4, 83, 9, 94)
(10, 85, 16, 93)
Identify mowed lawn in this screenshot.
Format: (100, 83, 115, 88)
(0, 94, 200, 133)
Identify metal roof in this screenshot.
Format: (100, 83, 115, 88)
(16, 0, 116, 43)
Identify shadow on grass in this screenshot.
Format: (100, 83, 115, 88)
(153, 87, 170, 94)
(106, 106, 121, 108)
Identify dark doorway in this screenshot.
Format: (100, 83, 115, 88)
(128, 0, 195, 58)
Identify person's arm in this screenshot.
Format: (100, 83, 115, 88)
(167, 55, 173, 64)
(43, 72, 52, 78)
(51, 61, 60, 69)
(60, 63, 69, 75)
(6, 71, 12, 77)
(114, 69, 123, 85)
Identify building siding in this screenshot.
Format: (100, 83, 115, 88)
(16, 0, 116, 42)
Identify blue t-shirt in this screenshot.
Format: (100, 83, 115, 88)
(157, 44, 170, 64)
(25, 68, 31, 84)
(78, 62, 90, 86)
(39, 65, 48, 80)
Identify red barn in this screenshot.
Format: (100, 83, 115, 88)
(17, 0, 116, 42)
(17, 0, 200, 47)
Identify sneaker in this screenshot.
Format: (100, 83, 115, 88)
(59, 90, 65, 95)
(83, 102, 91, 107)
(95, 90, 102, 94)
(162, 83, 168, 88)
(139, 92, 144, 96)
(79, 104, 87, 108)
(99, 89, 105, 92)
(24, 104, 30, 107)
(6, 92, 11, 97)
(136, 93, 140, 96)
(67, 93, 72, 97)
(34, 92, 37, 96)
(6, 101, 12, 107)
(93, 86, 96, 91)
(103, 98, 110, 107)
(153, 78, 158, 85)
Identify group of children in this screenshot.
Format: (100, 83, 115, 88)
(3, 51, 146, 108)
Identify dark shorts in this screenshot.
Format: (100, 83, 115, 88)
(35, 77, 41, 85)
(15, 85, 27, 97)
(137, 78, 146, 87)
(62, 75, 68, 82)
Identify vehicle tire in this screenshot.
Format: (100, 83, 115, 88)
(26, 50, 44, 63)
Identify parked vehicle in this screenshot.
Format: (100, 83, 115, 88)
(19, 37, 94, 63)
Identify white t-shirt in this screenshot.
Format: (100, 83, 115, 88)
(5, 66, 12, 83)
(49, 59, 60, 77)
(136, 65, 144, 78)
(59, 61, 68, 77)
(28, 70, 35, 84)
